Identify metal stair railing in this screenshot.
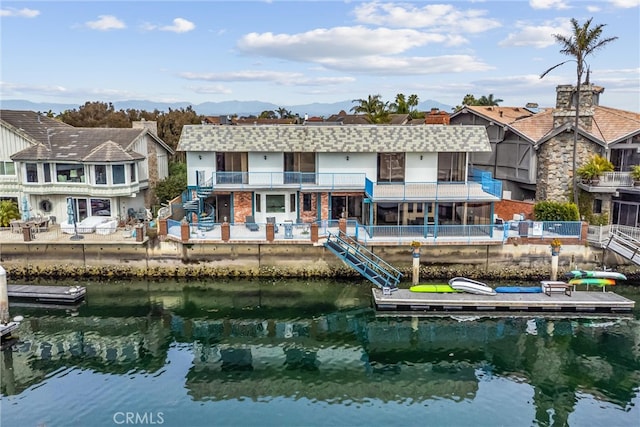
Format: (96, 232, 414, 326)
(325, 231, 403, 289)
(606, 228, 640, 266)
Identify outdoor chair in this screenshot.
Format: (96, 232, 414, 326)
(266, 216, 279, 233)
(245, 215, 259, 232)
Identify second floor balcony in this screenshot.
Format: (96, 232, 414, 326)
(20, 181, 144, 197)
(578, 171, 635, 193)
(196, 171, 367, 191)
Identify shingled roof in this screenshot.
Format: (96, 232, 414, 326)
(508, 106, 640, 146)
(177, 124, 491, 153)
(2, 110, 173, 162)
(0, 110, 72, 145)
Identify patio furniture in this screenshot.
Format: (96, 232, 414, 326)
(245, 216, 259, 232)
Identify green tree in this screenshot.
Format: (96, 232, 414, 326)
(276, 107, 293, 119)
(154, 161, 187, 205)
(259, 110, 277, 119)
(540, 17, 618, 206)
(350, 94, 391, 124)
(0, 200, 20, 227)
(477, 94, 503, 106)
(390, 93, 409, 114)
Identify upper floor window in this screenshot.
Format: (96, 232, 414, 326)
(43, 163, 51, 183)
(216, 152, 247, 184)
(26, 163, 38, 183)
(56, 164, 85, 183)
(112, 165, 125, 184)
(284, 152, 316, 184)
(438, 152, 466, 182)
(130, 164, 137, 183)
(377, 153, 405, 182)
(0, 162, 15, 176)
(95, 165, 107, 185)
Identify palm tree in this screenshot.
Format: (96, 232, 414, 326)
(351, 94, 391, 124)
(390, 93, 409, 114)
(540, 17, 617, 205)
(477, 94, 503, 106)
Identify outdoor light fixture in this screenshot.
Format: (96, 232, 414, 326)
(264, 155, 268, 160)
(346, 156, 349, 161)
(198, 155, 202, 160)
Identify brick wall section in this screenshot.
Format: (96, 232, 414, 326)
(234, 192, 253, 223)
(320, 193, 329, 220)
(299, 192, 320, 223)
(494, 199, 535, 221)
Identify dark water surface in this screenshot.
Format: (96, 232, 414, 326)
(1, 279, 639, 427)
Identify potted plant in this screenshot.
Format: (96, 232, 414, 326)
(631, 165, 640, 186)
(577, 154, 614, 185)
(550, 238, 562, 255)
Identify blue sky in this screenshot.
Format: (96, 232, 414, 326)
(1, 0, 639, 111)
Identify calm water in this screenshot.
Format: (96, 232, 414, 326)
(1, 278, 639, 427)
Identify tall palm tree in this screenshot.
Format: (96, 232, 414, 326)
(351, 94, 391, 124)
(540, 17, 617, 205)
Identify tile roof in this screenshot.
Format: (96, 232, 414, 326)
(2, 109, 172, 162)
(508, 106, 640, 145)
(176, 124, 491, 153)
(453, 106, 534, 125)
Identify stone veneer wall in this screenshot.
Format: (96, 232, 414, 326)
(536, 84, 604, 202)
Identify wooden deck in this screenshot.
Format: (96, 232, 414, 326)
(372, 288, 635, 314)
(8, 285, 86, 304)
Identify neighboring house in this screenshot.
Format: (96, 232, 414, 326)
(450, 105, 536, 200)
(176, 123, 501, 235)
(0, 110, 174, 224)
(450, 85, 640, 227)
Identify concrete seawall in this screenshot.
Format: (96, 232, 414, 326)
(1, 239, 637, 281)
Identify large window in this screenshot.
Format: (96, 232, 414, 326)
(438, 152, 466, 181)
(91, 199, 112, 216)
(284, 152, 316, 183)
(56, 164, 85, 183)
(130, 164, 137, 182)
(112, 165, 125, 184)
(0, 162, 15, 176)
(216, 152, 247, 184)
(377, 153, 405, 182)
(266, 195, 285, 213)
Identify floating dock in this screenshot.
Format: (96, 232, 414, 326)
(8, 285, 86, 304)
(372, 288, 635, 314)
(0, 321, 20, 339)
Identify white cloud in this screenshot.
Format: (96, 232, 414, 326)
(0, 7, 40, 18)
(189, 85, 233, 95)
(499, 19, 571, 48)
(529, 0, 571, 10)
(237, 26, 467, 63)
(587, 5, 602, 12)
(609, 0, 640, 7)
(352, 2, 501, 33)
(85, 15, 126, 31)
(160, 18, 195, 33)
(319, 54, 493, 75)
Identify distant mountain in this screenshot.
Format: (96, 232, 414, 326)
(1, 99, 453, 118)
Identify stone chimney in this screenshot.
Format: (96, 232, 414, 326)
(552, 84, 604, 130)
(132, 119, 158, 135)
(424, 108, 450, 125)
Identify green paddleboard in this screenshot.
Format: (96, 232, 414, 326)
(410, 284, 460, 293)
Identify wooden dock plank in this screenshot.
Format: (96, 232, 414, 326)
(372, 288, 635, 314)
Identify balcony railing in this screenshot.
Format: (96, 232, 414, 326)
(579, 171, 634, 192)
(197, 171, 366, 191)
(364, 177, 502, 201)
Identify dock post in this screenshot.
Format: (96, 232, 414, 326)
(411, 241, 421, 285)
(0, 266, 8, 324)
(550, 248, 559, 281)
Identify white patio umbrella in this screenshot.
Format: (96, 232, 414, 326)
(21, 196, 30, 221)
